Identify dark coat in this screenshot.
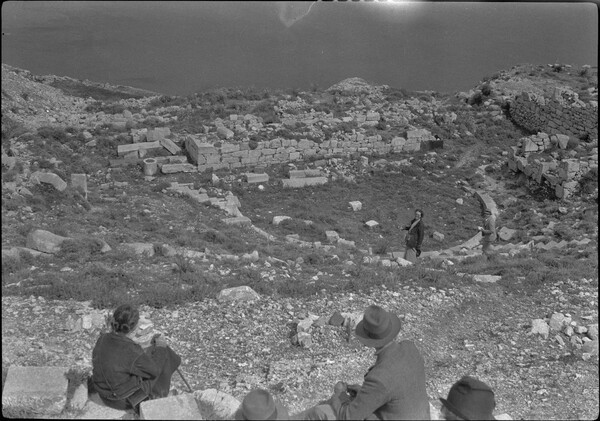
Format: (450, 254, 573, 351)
(404, 219, 425, 250)
(330, 340, 430, 420)
(91, 332, 160, 401)
(481, 215, 497, 242)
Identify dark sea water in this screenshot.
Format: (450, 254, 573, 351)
(2, 1, 597, 96)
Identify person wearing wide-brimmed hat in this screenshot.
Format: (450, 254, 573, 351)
(328, 305, 430, 420)
(235, 389, 289, 420)
(439, 376, 496, 420)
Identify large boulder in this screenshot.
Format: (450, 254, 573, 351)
(26, 229, 70, 254)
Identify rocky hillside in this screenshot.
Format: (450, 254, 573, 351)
(1, 63, 598, 420)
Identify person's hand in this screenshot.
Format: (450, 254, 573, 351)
(333, 381, 347, 396)
(477, 226, 483, 231)
(151, 334, 167, 348)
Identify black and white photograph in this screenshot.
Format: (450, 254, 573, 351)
(1, 1, 598, 419)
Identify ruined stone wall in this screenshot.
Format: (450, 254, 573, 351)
(509, 88, 598, 140)
(185, 128, 434, 172)
(506, 133, 598, 199)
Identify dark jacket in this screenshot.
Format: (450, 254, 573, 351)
(404, 219, 425, 250)
(330, 340, 430, 420)
(481, 215, 497, 242)
(91, 332, 160, 401)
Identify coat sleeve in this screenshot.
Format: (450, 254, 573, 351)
(416, 222, 425, 248)
(129, 351, 160, 380)
(482, 217, 496, 236)
(330, 375, 389, 420)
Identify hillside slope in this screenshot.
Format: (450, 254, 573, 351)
(1, 63, 598, 420)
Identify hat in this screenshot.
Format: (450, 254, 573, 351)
(235, 389, 289, 420)
(354, 305, 402, 348)
(439, 376, 496, 420)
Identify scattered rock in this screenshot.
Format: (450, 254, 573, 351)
(432, 231, 445, 242)
(365, 220, 379, 229)
(530, 319, 550, 339)
(587, 324, 598, 340)
(273, 216, 292, 225)
(349, 201, 362, 211)
(498, 226, 516, 241)
(119, 242, 155, 257)
(549, 312, 566, 332)
(328, 311, 345, 327)
(581, 340, 599, 356)
(217, 286, 260, 303)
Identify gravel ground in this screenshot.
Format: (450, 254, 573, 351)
(2, 272, 598, 420)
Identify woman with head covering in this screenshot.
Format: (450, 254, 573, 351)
(403, 209, 425, 263)
(90, 303, 181, 411)
(478, 208, 497, 259)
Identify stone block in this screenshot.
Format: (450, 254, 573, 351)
(160, 138, 181, 155)
(140, 394, 202, 420)
(222, 216, 252, 226)
(70, 173, 88, 196)
(289, 169, 307, 178)
(79, 393, 130, 419)
(349, 201, 362, 211)
(337, 238, 356, 248)
(194, 389, 241, 420)
(216, 126, 234, 140)
(282, 177, 328, 188)
(460, 232, 483, 249)
(117, 141, 161, 156)
(365, 220, 379, 229)
(555, 134, 570, 149)
(217, 286, 260, 302)
(2, 366, 69, 416)
(221, 143, 240, 153)
(161, 163, 197, 174)
(432, 231, 445, 241)
(186, 137, 218, 164)
(325, 231, 339, 243)
(472, 274, 502, 283)
(26, 229, 70, 254)
(244, 173, 269, 183)
(498, 226, 516, 241)
(30, 171, 68, 191)
(119, 242, 155, 257)
(273, 216, 292, 225)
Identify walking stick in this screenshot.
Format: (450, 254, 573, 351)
(151, 334, 194, 393)
(177, 368, 194, 393)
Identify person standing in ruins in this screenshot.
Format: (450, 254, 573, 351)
(478, 208, 497, 259)
(403, 209, 425, 263)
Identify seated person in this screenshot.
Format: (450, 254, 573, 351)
(328, 304, 430, 420)
(439, 376, 496, 420)
(91, 303, 181, 411)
